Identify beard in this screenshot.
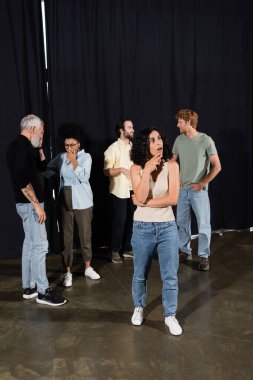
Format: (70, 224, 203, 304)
(31, 134, 41, 148)
(125, 132, 134, 140)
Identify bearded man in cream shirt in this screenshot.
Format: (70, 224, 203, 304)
(104, 118, 135, 263)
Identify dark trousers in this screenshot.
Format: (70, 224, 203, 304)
(110, 192, 136, 253)
(59, 187, 93, 268)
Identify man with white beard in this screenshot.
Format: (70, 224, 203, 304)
(6, 114, 66, 306)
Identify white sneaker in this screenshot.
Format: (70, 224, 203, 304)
(131, 307, 143, 326)
(63, 272, 72, 287)
(165, 316, 182, 336)
(85, 266, 100, 280)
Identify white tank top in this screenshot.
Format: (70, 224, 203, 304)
(134, 161, 175, 222)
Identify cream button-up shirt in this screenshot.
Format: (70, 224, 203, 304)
(104, 138, 133, 199)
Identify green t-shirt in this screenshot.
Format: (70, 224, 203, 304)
(172, 132, 217, 188)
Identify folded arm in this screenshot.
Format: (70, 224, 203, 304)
(131, 159, 180, 207)
(74, 154, 92, 183)
(145, 161, 180, 207)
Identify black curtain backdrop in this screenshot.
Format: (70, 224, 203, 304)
(0, 0, 48, 258)
(44, 0, 253, 249)
(1, 0, 253, 258)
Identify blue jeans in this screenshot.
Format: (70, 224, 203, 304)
(16, 203, 49, 293)
(131, 221, 179, 316)
(176, 188, 211, 258)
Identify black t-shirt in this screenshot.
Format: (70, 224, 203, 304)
(6, 135, 47, 203)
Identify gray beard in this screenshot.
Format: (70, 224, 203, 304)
(31, 135, 40, 148)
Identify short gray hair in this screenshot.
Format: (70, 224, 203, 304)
(20, 114, 44, 132)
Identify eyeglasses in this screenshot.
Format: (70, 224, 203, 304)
(65, 143, 78, 148)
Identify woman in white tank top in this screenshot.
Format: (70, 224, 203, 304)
(129, 128, 182, 336)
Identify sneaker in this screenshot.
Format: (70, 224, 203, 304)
(63, 272, 72, 287)
(85, 266, 100, 280)
(23, 286, 38, 299)
(165, 316, 183, 336)
(123, 250, 134, 258)
(131, 307, 143, 326)
(111, 251, 123, 264)
(199, 257, 210, 271)
(36, 287, 67, 306)
(179, 251, 192, 263)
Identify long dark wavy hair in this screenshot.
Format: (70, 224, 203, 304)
(130, 128, 172, 168)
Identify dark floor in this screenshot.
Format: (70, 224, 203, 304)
(0, 231, 253, 380)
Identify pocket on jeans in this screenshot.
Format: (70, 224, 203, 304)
(16, 204, 28, 221)
(134, 221, 148, 229)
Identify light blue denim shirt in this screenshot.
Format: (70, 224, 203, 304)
(46, 149, 93, 210)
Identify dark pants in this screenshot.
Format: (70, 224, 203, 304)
(110, 192, 136, 253)
(59, 187, 93, 268)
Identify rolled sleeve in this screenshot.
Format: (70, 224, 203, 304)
(172, 140, 178, 156)
(74, 154, 92, 184)
(104, 146, 115, 170)
(206, 138, 217, 156)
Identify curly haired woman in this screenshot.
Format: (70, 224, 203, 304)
(130, 128, 182, 335)
(47, 124, 100, 287)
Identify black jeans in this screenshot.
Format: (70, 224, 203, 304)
(110, 192, 136, 253)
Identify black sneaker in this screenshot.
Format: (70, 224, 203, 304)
(36, 287, 67, 306)
(199, 257, 210, 271)
(179, 251, 193, 263)
(23, 286, 38, 300)
(111, 251, 123, 264)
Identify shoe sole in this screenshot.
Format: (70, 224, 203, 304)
(131, 319, 143, 326)
(123, 254, 133, 258)
(85, 274, 101, 280)
(111, 259, 123, 264)
(63, 283, 72, 287)
(36, 298, 67, 306)
(199, 266, 210, 271)
(166, 328, 183, 336)
(165, 323, 183, 336)
(179, 255, 192, 263)
(23, 292, 38, 300)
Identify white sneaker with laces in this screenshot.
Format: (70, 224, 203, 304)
(131, 307, 143, 326)
(63, 272, 72, 287)
(85, 266, 100, 280)
(165, 316, 182, 336)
